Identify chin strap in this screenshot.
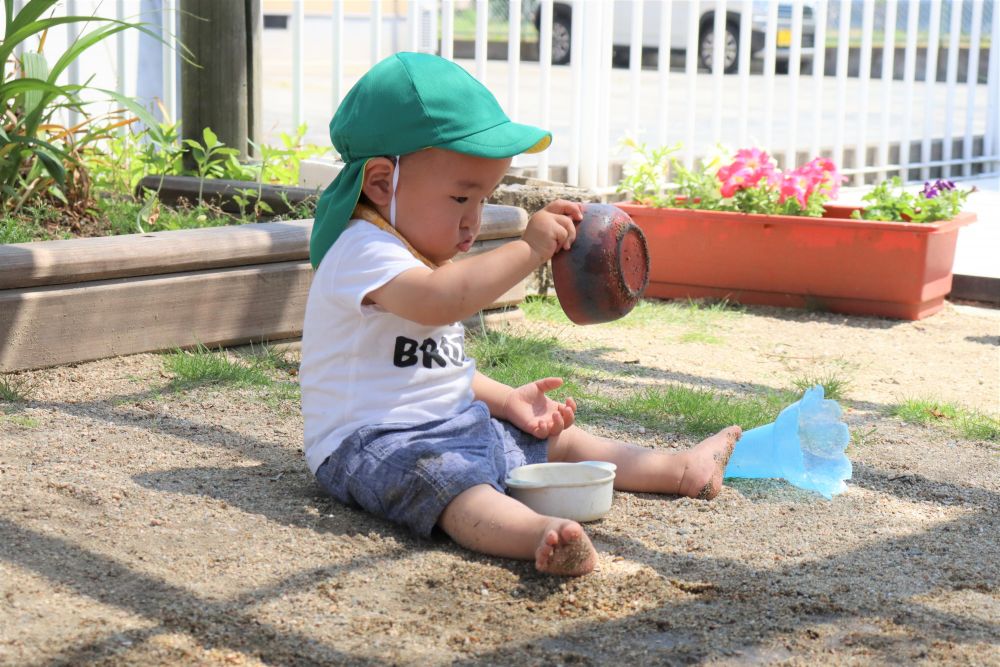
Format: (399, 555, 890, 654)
(389, 154, 400, 227)
(351, 203, 438, 269)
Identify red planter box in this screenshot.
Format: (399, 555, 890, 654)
(616, 203, 977, 320)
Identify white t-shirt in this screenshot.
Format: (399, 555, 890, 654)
(300, 219, 477, 474)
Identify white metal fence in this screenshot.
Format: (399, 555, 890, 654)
(12, 0, 1000, 190)
(274, 0, 1000, 189)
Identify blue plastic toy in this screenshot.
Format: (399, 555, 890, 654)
(724, 386, 852, 498)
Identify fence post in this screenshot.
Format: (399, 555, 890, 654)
(179, 0, 261, 161)
(961, 0, 983, 177)
(987, 2, 1000, 174)
(247, 0, 262, 157)
(920, 0, 943, 180)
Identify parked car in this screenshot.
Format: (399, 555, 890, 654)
(531, 1, 816, 73)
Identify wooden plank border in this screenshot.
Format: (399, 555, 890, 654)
(0, 205, 527, 290)
(0, 208, 529, 372)
(1, 262, 311, 371)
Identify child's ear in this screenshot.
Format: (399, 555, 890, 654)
(360, 157, 396, 207)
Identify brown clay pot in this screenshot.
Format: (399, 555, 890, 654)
(551, 203, 650, 325)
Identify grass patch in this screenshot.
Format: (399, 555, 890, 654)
(1, 216, 48, 243)
(99, 197, 236, 236)
(585, 384, 793, 437)
(243, 343, 301, 375)
(2, 194, 318, 243)
(0, 375, 35, 428)
(165, 345, 274, 387)
(98, 195, 316, 236)
(1, 413, 39, 428)
(850, 425, 880, 451)
(892, 399, 957, 424)
(162, 344, 300, 407)
(891, 399, 1000, 441)
(522, 296, 741, 341)
(519, 295, 569, 323)
(1, 205, 71, 243)
(957, 412, 1000, 442)
(467, 324, 810, 438)
(791, 374, 850, 401)
(678, 330, 724, 344)
(645, 298, 743, 329)
(467, 326, 584, 399)
(0, 375, 33, 402)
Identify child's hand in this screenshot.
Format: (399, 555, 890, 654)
(521, 199, 583, 264)
(502, 377, 578, 439)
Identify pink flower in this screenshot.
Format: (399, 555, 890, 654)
(763, 167, 783, 188)
(733, 148, 777, 186)
(779, 171, 813, 208)
(719, 148, 778, 193)
(734, 147, 768, 167)
(714, 148, 842, 211)
(800, 157, 844, 199)
(718, 161, 754, 197)
(716, 162, 738, 181)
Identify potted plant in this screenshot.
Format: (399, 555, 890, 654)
(615, 142, 977, 320)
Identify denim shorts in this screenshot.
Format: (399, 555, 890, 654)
(314, 401, 549, 537)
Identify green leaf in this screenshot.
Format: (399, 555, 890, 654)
(92, 87, 170, 146)
(0, 15, 109, 69)
(19, 51, 49, 115)
(0, 77, 70, 111)
(32, 145, 67, 186)
(45, 21, 134, 84)
(6, 0, 61, 33)
(203, 127, 219, 149)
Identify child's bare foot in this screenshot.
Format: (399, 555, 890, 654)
(678, 426, 742, 500)
(535, 519, 597, 576)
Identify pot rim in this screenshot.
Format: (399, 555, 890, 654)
(615, 202, 977, 234)
(505, 462, 616, 489)
(613, 222, 651, 300)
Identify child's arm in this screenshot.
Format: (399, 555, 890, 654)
(472, 371, 577, 439)
(471, 371, 516, 417)
(368, 200, 583, 326)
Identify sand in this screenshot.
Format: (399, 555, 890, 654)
(2, 300, 998, 665)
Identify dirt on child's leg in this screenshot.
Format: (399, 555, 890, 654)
(677, 426, 742, 500)
(547, 424, 741, 499)
(535, 520, 597, 575)
(437, 484, 597, 576)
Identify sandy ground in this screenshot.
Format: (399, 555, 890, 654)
(1, 300, 998, 666)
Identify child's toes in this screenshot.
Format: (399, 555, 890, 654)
(535, 520, 596, 576)
(534, 530, 558, 568)
(558, 522, 584, 543)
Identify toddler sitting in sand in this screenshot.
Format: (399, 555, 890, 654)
(300, 53, 741, 576)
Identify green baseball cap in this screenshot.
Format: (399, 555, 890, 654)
(310, 52, 551, 268)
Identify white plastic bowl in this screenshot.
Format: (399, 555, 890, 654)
(505, 461, 617, 522)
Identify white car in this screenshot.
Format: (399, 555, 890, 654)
(532, 1, 817, 73)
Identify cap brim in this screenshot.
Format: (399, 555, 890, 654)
(439, 121, 551, 159)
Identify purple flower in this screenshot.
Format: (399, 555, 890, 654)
(921, 181, 939, 199)
(936, 179, 956, 191)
